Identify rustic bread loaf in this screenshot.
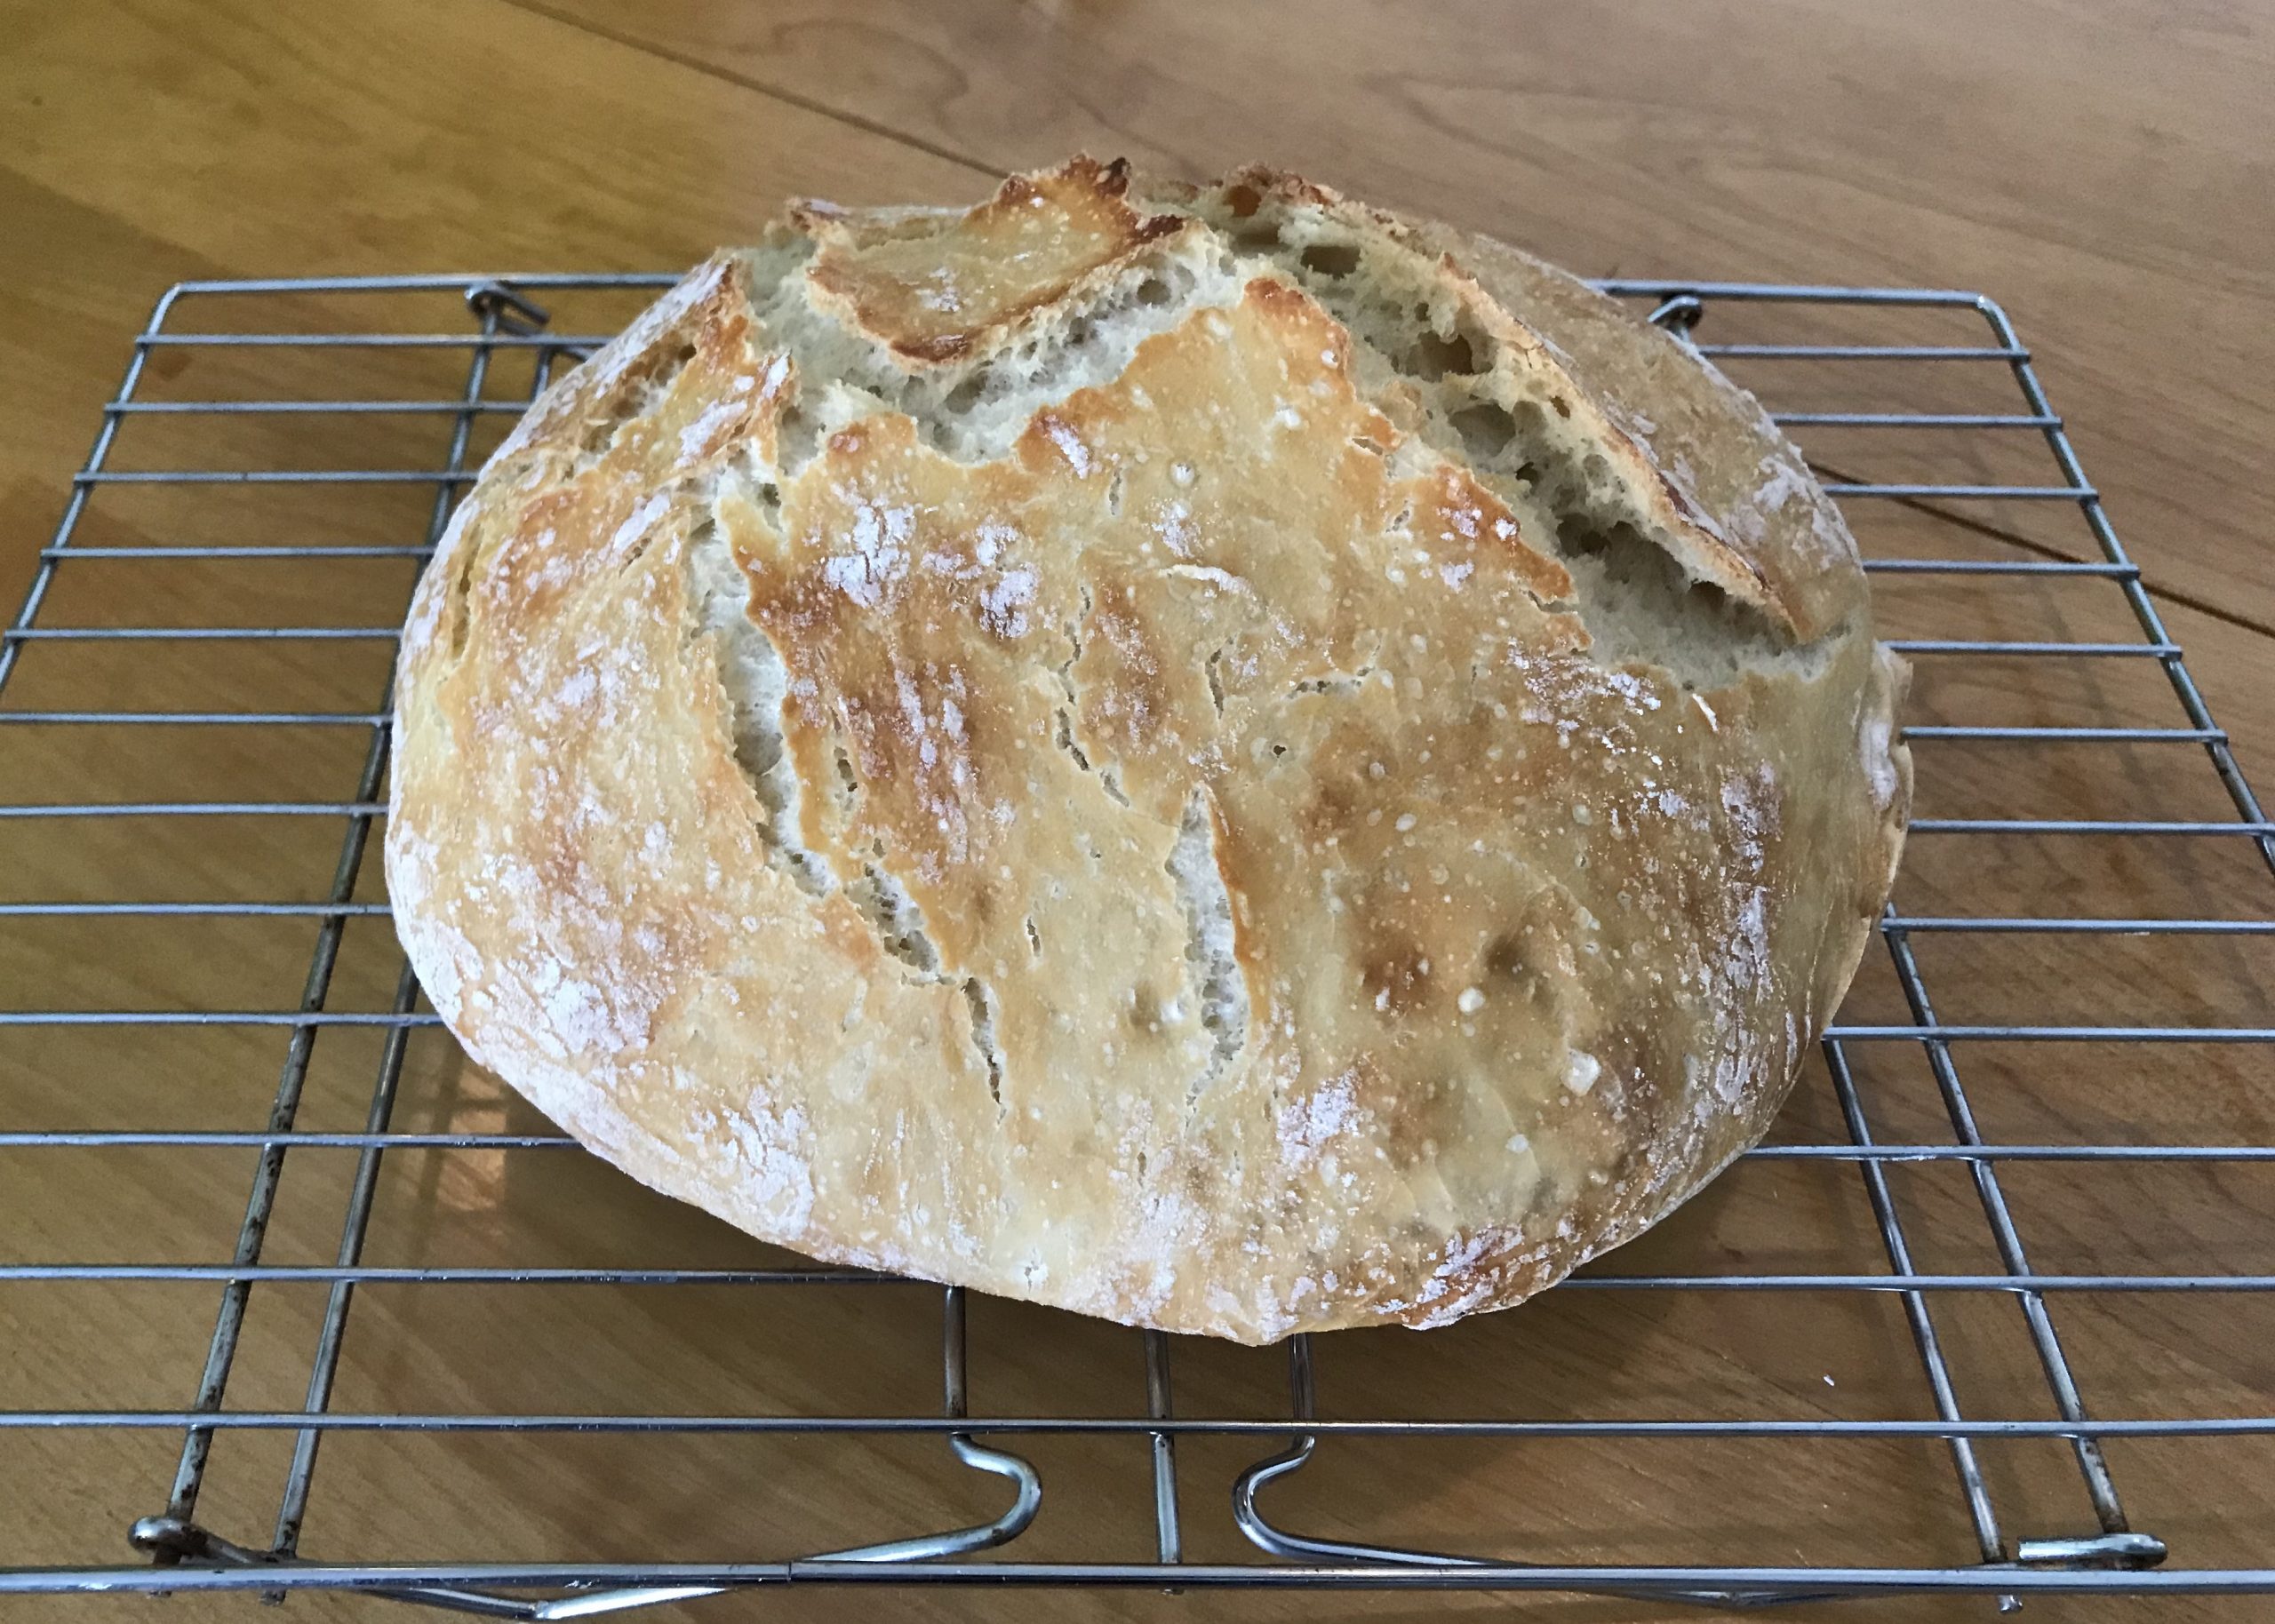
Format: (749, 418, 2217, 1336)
(387, 159, 1909, 1342)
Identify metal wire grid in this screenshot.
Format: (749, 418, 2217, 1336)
(0, 271, 2268, 1612)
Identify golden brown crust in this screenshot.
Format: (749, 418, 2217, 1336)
(802, 155, 1186, 365)
(388, 159, 1909, 1342)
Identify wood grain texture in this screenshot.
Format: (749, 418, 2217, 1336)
(2, 3, 2272, 1620)
(523, 0, 2275, 634)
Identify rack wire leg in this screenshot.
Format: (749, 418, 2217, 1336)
(267, 291, 542, 1566)
(1823, 1039, 2015, 1609)
(139, 286, 507, 1560)
(1876, 919, 2166, 1573)
(1144, 1328, 1183, 1570)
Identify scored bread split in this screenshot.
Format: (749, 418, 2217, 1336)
(387, 158, 1909, 1343)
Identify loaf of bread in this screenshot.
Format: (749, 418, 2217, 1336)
(387, 159, 1909, 1342)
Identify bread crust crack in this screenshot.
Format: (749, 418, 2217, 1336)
(387, 158, 1911, 1342)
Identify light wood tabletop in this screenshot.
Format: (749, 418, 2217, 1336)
(4, 4, 2272, 1620)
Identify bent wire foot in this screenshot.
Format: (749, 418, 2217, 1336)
(127, 1287, 1042, 1620)
(809, 1286, 1043, 1564)
(1228, 1337, 1846, 1610)
(802, 1429, 1042, 1566)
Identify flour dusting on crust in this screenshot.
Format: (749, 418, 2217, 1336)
(386, 159, 1909, 1342)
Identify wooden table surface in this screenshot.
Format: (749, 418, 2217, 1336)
(4, 4, 2272, 1620)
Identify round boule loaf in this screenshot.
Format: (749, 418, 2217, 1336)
(387, 158, 1909, 1342)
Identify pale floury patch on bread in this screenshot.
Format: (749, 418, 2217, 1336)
(387, 158, 1910, 1342)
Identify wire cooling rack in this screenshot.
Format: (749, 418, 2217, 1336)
(1, 273, 2271, 1614)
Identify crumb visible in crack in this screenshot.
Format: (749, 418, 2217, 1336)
(962, 976, 1005, 1107)
(1167, 790, 1249, 1106)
